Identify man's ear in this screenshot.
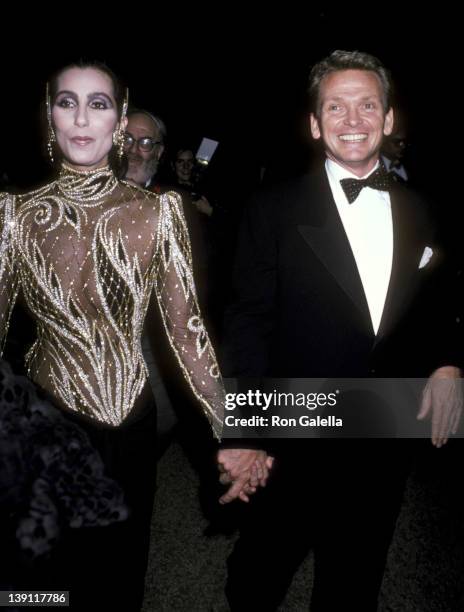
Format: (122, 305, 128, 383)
(120, 116, 128, 131)
(383, 108, 394, 136)
(310, 113, 321, 140)
(156, 144, 165, 160)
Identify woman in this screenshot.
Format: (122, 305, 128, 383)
(173, 147, 213, 216)
(0, 62, 224, 611)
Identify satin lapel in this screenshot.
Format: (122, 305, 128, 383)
(374, 186, 420, 344)
(296, 171, 371, 322)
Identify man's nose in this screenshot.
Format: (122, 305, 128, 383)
(127, 140, 138, 153)
(344, 106, 362, 127)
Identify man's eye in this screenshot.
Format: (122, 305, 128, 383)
(328, 104, 341, 112)
(364, 103, 375, 110)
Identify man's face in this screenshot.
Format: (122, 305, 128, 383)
(124, 113, 164, 186)
(383, 130, 407, 163)
(310, 69, 394, 177)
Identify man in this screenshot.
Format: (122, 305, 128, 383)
(123, 109, 176, 449)
(218, 50, 462, 610)
(123, 111, 214, 454)
(124, 109, 166, 189)
(381, 111, 409, 182)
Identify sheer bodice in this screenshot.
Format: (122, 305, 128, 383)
(0, 165, 223, 438)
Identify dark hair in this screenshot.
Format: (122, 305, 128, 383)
(47, 60, 128, 178)
(308, 50, 394, 117)
(174, 147, 195, 160)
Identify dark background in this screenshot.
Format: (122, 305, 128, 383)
(0, 10, 460, 251)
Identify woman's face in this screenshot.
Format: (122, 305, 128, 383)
(175, 150, 195, 184)
(51, 67, 122, 170)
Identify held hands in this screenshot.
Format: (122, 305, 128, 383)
(217, 448, 274, 504)
(417, 366, 463, 447)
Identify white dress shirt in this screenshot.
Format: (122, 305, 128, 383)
(381, 155, 408, 182)
(325, 158, 393, 335)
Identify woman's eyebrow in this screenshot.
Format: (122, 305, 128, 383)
(88, 92, 114, 104)
(54, 91, 114, 104)
(55, 90, 77, 98)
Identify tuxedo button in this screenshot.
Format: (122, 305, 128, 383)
(370, 368, 376, 374)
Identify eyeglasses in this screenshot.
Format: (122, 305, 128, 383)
(123, 133, 163, 152)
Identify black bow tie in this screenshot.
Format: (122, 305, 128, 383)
(340, 167, 391, 204)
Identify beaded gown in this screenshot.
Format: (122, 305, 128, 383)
(0, 163, 223, 435)
(0, 164, 224, 610)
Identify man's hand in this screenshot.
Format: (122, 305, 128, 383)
(417, 366, 463, 447)
(217, 448, 274, 504)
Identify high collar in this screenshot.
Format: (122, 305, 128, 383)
(57, 162, 118, 203)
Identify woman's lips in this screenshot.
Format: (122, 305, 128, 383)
(71, 137, 95, 146)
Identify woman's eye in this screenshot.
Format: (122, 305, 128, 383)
(56, 98, 75, 109)
(90, 99, 108, 110)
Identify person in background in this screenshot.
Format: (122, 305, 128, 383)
(123, 108, 177, 450)
(124, 108, 166, 190)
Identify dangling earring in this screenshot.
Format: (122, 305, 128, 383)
(113, 88, 129, 160)
(46, 83, 56, 163)
(112, 126, 125, 161)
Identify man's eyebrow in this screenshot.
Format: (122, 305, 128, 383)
(323, 96, 347, 103)
(324, 94, 378, 100)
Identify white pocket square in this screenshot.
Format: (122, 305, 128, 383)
(419, 246, 433, 269)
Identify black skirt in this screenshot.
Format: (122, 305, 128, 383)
(0, 359, 158, 612)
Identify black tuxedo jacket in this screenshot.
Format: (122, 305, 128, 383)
(224, 166, 458, 381)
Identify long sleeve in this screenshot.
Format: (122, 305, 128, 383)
(0, 193, 18, 355)
(153, 191, 224, 440)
